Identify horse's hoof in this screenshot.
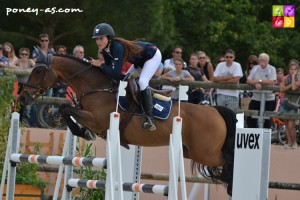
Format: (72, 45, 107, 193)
(82, 128, 96, 141)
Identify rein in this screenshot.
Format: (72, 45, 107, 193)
(77, 84, 118, 107)
(60, 64, 93, 83)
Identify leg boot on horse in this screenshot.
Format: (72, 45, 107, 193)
(141, 87, 156, 131)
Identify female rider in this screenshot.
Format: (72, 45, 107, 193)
(89, 23, 162, 131)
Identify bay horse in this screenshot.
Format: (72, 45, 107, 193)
(19, 47, 236, 195)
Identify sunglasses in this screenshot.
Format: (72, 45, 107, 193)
(226, 56, 233, 59)
(198, 57, 206, 59)
(40, 39, 49, 42)
(174, 51, 182, 54)
(21, 53, 29, 56)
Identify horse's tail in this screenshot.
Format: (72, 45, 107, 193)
(191, 106, 236, 196)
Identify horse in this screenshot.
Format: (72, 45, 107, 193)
(19, 47, 236, 195)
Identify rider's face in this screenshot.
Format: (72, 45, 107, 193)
(96, 36, 109, 51)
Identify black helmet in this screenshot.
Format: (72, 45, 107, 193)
(92, 23, 115, 39)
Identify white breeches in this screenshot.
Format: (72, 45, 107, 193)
(139, 49, 162, 90)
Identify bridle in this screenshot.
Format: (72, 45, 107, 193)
(22, 63, 56, 100)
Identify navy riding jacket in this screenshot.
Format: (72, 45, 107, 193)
(101, 40, 157, 80)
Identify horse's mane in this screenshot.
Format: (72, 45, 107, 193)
(53, 54, 91, 66)
(53, 54, 118, 84)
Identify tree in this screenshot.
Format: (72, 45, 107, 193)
(1, 0, 300, 70)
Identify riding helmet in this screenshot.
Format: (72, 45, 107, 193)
(92, 23, 115, 38)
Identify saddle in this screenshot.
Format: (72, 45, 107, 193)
(119, 77, 172, 149)
(127, 77, 173, 105)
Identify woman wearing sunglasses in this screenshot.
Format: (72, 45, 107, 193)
(14, 47, 35, 89)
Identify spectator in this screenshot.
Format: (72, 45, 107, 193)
(163, 46, 187, 73)
(245, 55, 258, 78)
(3, 42, 18, 67)
(275, 68, 284, 86)
(212, 54, 226, 104)
(30, 33, 55, 127)
(0, 44, 9, 70)
(56, 45, 67, 55)
(279, 61, 300, 148)
(14, 47, 35, 125)
(213, 49, 243, 111)
(52, 45, 69, 97)
(246, 53, 276, 128)
(242, 55, 259, 97)
(197, 51, 214, 81)
(215, 55, 225, 66)
(32, 33, 55, 60)
(161, 58, 194, 101)
(32, 33, 54, 96)
(73, 45, 89, 62)
(186, 53, 211, 104)
(275, 68, 285, 109)
(14, 48, 35, 87)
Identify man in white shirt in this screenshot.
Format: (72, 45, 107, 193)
(246, 53, 276, 128)
(213, 49, 243, 111)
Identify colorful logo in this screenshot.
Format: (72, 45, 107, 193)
(272, 5, 295, 28)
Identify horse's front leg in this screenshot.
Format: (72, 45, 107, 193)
(59, 104, 96, 141)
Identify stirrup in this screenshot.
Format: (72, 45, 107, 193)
(142, 117, 156, 131)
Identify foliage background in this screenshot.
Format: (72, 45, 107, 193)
(0, 0, 300, 81)
(0, 74, 16, 169)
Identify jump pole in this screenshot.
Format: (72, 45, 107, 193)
(53, 128, 75, 200)
(0, 112, 74, 200)
(168, 85, 188, 200)
(114, 80, 143, 200)
(0, 112, 20, 200)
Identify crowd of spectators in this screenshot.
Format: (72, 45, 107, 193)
(0, 33, 92, 127)
(0, 37, 299, 148)
(158, 46, 300, 149)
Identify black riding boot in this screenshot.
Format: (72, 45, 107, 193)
(141, 87, 156, 131)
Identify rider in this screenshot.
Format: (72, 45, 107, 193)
(89, 23, 162, 131)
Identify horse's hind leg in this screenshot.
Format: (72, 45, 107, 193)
(59, 104, 96, 140)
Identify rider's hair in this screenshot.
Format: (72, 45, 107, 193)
(114, 37, 142, 63)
